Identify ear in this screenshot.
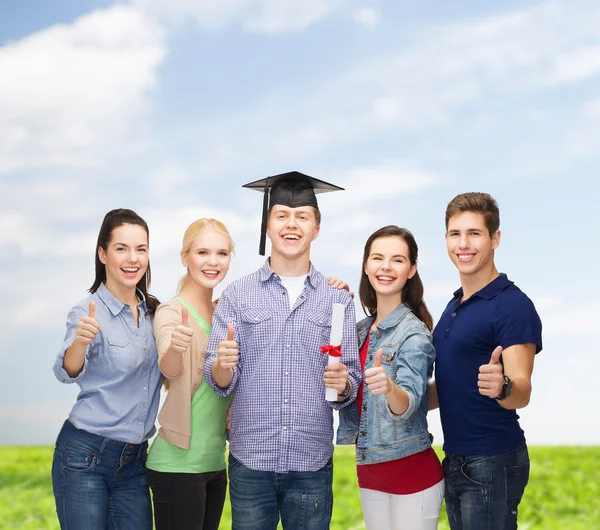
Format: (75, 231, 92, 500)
(311, 224, 320, 242)
(98, 247, 107, 265)
(492, 230, 501, 250)
(181, 250, 188, 268)
(408, 263, 417, 280)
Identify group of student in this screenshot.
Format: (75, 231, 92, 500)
(51, 171, 542, 530)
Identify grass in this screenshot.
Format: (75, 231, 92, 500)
(1, 446, 598, 529)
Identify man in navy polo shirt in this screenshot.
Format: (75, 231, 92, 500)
(431, 192, 542, 530)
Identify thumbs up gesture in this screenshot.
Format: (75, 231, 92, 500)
(169, 306, 194, 354)
(217, 323, 238, 370)
(364, 348, 393, 396)
(74, 300, 101, 345)
(478, 346, 505, 398)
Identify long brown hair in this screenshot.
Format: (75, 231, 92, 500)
(89, 208, 160, 316)
(359, 225, 433, 331)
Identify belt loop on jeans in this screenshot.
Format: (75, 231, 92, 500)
(96, 437, 110, 465)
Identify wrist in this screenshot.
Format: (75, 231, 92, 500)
(337, 380, 352, 400)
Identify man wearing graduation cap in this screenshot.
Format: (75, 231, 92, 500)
(204, 172, 361, 529)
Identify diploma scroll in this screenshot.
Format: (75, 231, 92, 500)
(325, 303, 345, 402)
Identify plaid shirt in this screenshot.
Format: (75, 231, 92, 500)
(204, 259, 361, 473)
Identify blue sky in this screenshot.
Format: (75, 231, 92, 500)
(1, 0, 598, 445)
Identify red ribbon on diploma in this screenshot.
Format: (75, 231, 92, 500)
(320, 344, 342, 358)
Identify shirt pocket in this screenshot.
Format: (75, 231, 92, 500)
(105, 335, 136, 372)
(302, 310, 333, 354)
(239, 307, 274, 350)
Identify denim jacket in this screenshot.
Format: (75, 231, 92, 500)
(337, 303, 435, 464)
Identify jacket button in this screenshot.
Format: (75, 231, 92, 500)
(362, 404, 367, 411)
(361, 431, 367, 436)
(375, 332, 381, 338)
(368, 354, 373, 361)
(386, 354, 392, 362)
(361, 454, 366, 460)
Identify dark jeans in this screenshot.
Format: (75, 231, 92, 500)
(147, 468, 227, 530)
(228, 453, 333, 530)
(51, 420, 152, 530)
(443, 444, 530, 530)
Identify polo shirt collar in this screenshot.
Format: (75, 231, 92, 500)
(96, 282, 146, 316)
(259, 259, 318, 288)
(453, 273, 513, 302)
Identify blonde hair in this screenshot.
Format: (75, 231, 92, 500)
(178, 218, 235, 292)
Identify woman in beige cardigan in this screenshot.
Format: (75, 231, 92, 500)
(146, 218, 234, 530)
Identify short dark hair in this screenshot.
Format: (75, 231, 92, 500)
(445, 192, 500, 236)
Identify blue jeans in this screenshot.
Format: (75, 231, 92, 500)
(51, 420, 152, 530)
(442, 444, 530, 530)
(228, 453, 333, 530)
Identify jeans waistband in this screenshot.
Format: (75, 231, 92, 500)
(57, 420, 147, 461)
(444, 443, 528, 462)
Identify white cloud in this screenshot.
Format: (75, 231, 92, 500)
(134, 0, 347, 33)
(0, 4, 166, 174)
(353, 8, 379, 30)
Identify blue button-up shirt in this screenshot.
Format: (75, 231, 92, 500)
(204, 260, 361, 473)
(53, 283, 162, 444)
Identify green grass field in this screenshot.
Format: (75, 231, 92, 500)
(1, 446, 598, 529)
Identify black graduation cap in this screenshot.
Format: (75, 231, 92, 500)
(243, 171, 344, 255)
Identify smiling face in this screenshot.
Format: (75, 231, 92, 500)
(364, 236, 416, 302)
(446, 211, 500, 279)
(98, 223, 149, 296)
(181, 229, 232, 290)
(266, 205, 320, 262)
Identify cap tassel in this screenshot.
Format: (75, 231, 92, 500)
(259, 180, 269, 256)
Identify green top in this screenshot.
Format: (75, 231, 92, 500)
(146, 297, 231, 473)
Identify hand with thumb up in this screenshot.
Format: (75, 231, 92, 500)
(364, 348, 393, 396)
(217, 323, 238, 371)
(74, 300, 101, 346)
(477, 346, 505, 398)
(169, 306, 194, 354)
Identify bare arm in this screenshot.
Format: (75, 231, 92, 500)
(428, 380, 439, 411)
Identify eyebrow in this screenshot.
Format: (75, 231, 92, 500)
(112, 242, 148, 247)
(370, 252, 407, 259)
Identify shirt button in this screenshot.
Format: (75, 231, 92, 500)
(254, 318, 259, 322)
(282, 291, 287, 296)
(283, 426, 288, 431)
(451, 312, 457, 317)
(446, 328, 450, 333)
(284, 372, 289, 376)
(285, 344, 290, 349)
(143, 404, 147, 409)
(284, 399, 288, 404)
(319, 320, 323, 324)
(143, 386, 147, 390)
(139, 421, 143, 425)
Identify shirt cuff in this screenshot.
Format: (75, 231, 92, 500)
(52, 345, 90, 384)
(386, 389, 416, 420)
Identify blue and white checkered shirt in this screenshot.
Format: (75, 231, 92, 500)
(204, 260, 361, 473)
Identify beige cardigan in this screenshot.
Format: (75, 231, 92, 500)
(154, 298, 209, 450)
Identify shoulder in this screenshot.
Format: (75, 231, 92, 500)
(155, 298, 181, 318)
(357, 315, 373, 331)
(311, 269, 353, 305)
(495, 283, 539, 316)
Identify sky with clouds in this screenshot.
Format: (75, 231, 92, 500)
(1, 0, 598, 445)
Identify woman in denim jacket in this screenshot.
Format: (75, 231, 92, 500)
(338, 225, 444, 530)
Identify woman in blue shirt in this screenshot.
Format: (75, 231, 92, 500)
(52, 208, 162, 530)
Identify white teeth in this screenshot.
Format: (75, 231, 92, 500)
(283, 235, 300, 240)
(377, 276, 395, 281)
(203, 271, 218, 275)
(123, 268, 138, 272)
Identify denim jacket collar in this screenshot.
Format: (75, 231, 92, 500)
(357, 302, 411, 342)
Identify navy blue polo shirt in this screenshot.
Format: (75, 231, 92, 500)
(433, 274, 542, 455)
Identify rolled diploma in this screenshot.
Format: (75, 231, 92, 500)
(325, 303, 345, 402)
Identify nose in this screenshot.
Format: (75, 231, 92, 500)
(126, 249, 138, 262)
(381, 258, 392, 270)
(206, 252, 218, 265)
(286, 216, 299, 229)
(458, 234, 469, 249)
